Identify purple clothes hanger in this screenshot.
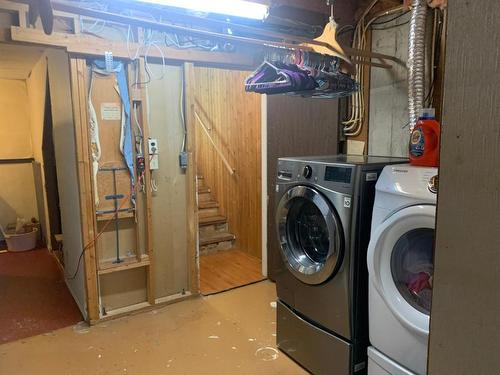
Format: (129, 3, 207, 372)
(245, 60, 317, 94)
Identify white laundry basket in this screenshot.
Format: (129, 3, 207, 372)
(4, 227, 38, 252)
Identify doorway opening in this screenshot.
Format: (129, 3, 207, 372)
(191, 67, 265, 295)
(0, 44, 82, 343)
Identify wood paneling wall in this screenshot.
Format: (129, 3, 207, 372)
(192, 67, 262, 259)
(266, 95, 339, 279)
(428, 3, 500, 374)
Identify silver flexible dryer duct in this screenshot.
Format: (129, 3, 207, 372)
(408, 0, 428, 130)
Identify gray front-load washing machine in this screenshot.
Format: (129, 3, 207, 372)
(273, 155, 407, 375)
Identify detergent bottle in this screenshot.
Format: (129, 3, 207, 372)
(409, 108, 440, 167)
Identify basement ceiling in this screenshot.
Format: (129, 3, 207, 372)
(0, 44, 45, 80)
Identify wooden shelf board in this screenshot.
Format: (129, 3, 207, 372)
(98, 254, 150, 275)
(96, 211, 135, 222)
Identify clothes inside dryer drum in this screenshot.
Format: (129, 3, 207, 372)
(390, 228, 434, 314)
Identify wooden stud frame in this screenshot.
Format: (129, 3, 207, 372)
(8, 26, 256, 69)
(70, 58, 100, 321)
(183, 62, 200, 295)
(128, 58, 155, 306)
(68, 55, 199, 322)
(0, 0, 28, 27)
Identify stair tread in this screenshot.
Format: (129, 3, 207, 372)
(199, 215, 227, 226)
(200, 232, 235, 246)
(199, 200, 219, 209)
(197, 186, 211, 193)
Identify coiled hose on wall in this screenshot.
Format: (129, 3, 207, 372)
(408, 0, 428, 130)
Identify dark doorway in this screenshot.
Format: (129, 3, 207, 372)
(42, 73, 62, 260)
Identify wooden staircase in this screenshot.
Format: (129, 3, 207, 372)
(197, 175, 235, 255)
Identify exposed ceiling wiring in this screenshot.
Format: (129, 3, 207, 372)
(343, 2, 413, 137)
(371, 11, 410, 26)
(342, 0, 380, 137)
(371, 18, 410, 30)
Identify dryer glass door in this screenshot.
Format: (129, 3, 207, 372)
(391, 228, 434, 314)
(367, 204, 435, 336)
(276, 185, 344, 285)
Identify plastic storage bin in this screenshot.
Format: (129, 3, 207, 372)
(5, 227, 38, 252)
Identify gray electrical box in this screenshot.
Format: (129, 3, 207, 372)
(179, 151, 188, 169)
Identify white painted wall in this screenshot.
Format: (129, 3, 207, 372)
(26, 55, 51, 248)
(0, 79, 38, 233)
(0, 79, 32, 158)
(0, 163, 38, 229)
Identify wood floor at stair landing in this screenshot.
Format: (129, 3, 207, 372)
(200, 249, 265, 295)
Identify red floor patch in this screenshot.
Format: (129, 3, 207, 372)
(0, 248, 83, 344)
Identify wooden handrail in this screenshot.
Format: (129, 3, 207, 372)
(194, 111, 235, 176)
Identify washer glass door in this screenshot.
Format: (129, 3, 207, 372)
(276, 185, 344, 285)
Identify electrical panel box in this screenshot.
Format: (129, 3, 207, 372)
(179, 151, 188, 169)
(148, 138, 159, 170)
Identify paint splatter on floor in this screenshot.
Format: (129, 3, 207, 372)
(255, 347, 280, 361)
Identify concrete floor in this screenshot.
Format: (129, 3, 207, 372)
(0, 281, 306, 374)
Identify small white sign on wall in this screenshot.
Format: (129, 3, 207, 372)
(101, 102, 121, 121)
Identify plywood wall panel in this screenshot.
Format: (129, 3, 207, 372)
(193, 67, 262, 259)
(147, 64, 189, 298)
(99, 268, 148, 312)
(89, 72, 134, 214)
(266, 95, 339, 279)
(427, 2, 500, 374)
(97, 218, 137, 262)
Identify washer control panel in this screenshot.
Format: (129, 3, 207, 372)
(277, 160, 355, 195)
(302, 165, 313, 179)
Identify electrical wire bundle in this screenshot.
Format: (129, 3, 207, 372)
(342, 1, 411, 137)
(342, 1, 376, 137)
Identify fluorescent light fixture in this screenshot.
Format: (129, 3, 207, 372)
(137, 0, 269, 20)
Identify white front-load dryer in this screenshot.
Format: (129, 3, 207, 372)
(367, 165, 438, 375)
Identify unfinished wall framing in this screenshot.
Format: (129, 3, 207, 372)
(69, 56, 196, 321)
(0, 1, 262, 321)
